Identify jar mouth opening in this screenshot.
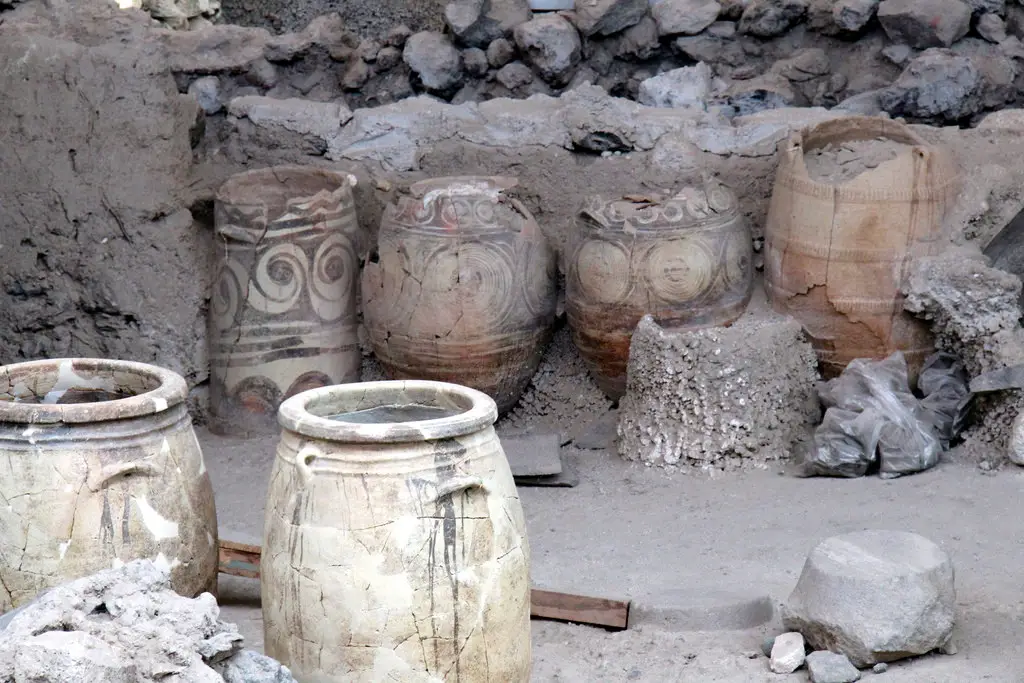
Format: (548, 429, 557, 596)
(278, 380, 498, 443)
(215, 165, 354, 217)
(0, 359, 187, 425)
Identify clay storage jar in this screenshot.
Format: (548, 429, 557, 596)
(0, 358, 218, 612)
(361, 176, 557, 415)
(262, 380, 531, 682)
(209, 165, 362, 436)
(566, 177, 754, 400)
(764, 116, 960, 379)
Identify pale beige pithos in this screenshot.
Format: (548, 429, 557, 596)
(0, 358, 219, 611)
(263, 380, 531, 682)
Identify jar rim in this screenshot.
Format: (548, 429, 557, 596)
(215, 165, 355, 207)
(278, 380, 498, 443)
(0, 358, 187, 425)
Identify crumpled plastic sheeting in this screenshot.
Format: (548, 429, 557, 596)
(804, 352, 971, 479)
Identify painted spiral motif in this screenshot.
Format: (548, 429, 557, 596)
(246, 243, 309, 315)
(574, 240, 632, 305)
(209, 167, 362, 435)
(310, 233, 357, 323)
(210, 258, 248, 332)
(644, 237, 717, 303)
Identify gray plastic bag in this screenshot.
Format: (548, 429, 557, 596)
(805, 352, 947, 479)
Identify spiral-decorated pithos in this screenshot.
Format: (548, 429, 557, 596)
(566, 178, 754, 400)
(361, 176, 557, 415)
(208, 167, 362, 437)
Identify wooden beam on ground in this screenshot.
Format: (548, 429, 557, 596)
(218, 539, 629, 631)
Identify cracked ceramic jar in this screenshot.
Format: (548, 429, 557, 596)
(361, 176, 557, 416)
(764, 116, 959, 380)
(262, 380, 531, 683)
(566, 178, 754, 400)
(209, 165, 362, 437)
(0, 358, 219, 611)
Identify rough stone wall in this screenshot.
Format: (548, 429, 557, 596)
(0, 4, 210, 385)
(219, 0, 446, 35)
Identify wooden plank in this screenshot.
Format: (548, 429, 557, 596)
(218, 539, 261, 579)
(218, 540, 629, 630)
(528, 588, 629, 630)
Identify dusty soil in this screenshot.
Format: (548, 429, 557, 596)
(803, 138, 908, 184)
(205, 420, 1024, 682)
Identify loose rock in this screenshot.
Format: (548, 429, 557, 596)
(806, 651, 862, 683)
(445, 0, 533, 47)
(341, 58, 371, 90)
(188, 76, 222, 114)
(652, 0, 723, 36)
(637, 62, 712, 109)
(877, 0, 971, 48)
(385, 24, 413, 47)
(514, 14, 582, 86)
(463, 46, 490, 76)
(573, 0, 649, 36)
(403, 31, 464, 92)
(872, 662, 889, 673)
(977, 13, 1007, 43)
(0, 559, 295, 682)
(833, 0, 880, 31)
(497, 61, 536, 89)
(772, 47, 830, 81)
(487, 37, 517, 66)
(881, 43, 913, 65)
(739, 0, 810, 36)
(879, 49, 983, 121)
(770, 632, 807, 674)
(608, 16, 661, 59)
(781, 530, 956, 668)
(375, 46, 403, 70)
(726, 72, 797, 115)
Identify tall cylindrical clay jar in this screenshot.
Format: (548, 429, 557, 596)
(0, 359, 219, 611)
(209, 166, 362, 436)
(763, 116, 960, 379)
(262, 380, 531, 682)
(567, 178, 754, 399)
(361, 176, 557, 415)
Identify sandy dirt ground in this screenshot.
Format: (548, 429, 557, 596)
(203, 426, 1024, 682)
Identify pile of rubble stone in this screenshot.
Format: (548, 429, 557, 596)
(0, 560, 293, 683)
(121, 0, 1024, 123)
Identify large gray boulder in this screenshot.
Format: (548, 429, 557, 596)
(444, 0, 533, 47)
(403, 31, 465, 92)
(877, 0, 971, 48)
(514, 14, 582, 86)
(781, 531, 956, 668)
(879, 49, 983, 121)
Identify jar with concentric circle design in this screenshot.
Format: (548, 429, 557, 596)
(209, 166, 363, 436)
(567, 178, 754, 399)
(361, 176, 558, 415)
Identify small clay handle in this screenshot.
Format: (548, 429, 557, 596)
(434, 477, 490, 501)
(91, 462, 157, 491)
(294, 446, 323, 486)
